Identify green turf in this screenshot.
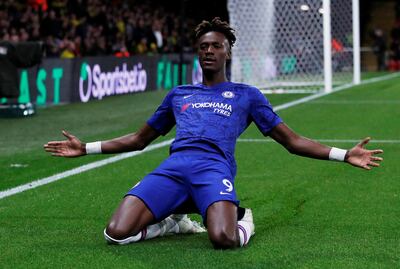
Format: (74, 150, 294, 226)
(1, 73, 399, 268)
(0, 89, 305, 191)
(0, 90, 172, 190)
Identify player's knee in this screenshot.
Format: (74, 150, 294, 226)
(208, 228, 238, 249)
(105, 223, 132, 241)
(104, 228, 120, 244)
(104, 223, 143, 245)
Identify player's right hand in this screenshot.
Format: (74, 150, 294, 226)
(44, 130, 86, 157)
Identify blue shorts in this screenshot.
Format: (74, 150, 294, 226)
(126, 151, 239, 221)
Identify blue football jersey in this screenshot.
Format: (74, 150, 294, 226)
(147, 81, 282, 173)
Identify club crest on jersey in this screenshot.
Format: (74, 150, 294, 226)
(222, 91, 235, 98)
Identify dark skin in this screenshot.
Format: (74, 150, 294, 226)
(44, 31, 383, 249)
(198, 31, 231, 86)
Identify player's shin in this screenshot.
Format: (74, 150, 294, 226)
(103, 217, 177, 244)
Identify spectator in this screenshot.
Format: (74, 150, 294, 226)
(9, 28, 20, 42)
(19, 28, 29, 41)
(136, 37, 149, 54)
(372, 29, 387, 71)
(389, 20, 400, 71)
(114, 46, 130, 58)
(41, 10, 62, 38)
(28, 0, 48, 12)
(60, 39, 76, 58)
(150, 19, 163, 52)
(3, 0, 197, 57)
(44, 35, 61, 57)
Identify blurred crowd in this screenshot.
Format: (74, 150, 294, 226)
(0, 0, 196, 58)
(372, 19, 400, 71)
(371, 2, 400, 71)
(388, 19, 400, 71)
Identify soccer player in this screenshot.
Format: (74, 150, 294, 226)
(44, 17, 383, 249)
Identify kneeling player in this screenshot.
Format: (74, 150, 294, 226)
(44, 18, 382, 249)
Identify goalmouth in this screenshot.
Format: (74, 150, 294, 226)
(227, 0, 361, 94)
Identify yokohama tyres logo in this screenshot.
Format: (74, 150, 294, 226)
(181, 102, 232, 116)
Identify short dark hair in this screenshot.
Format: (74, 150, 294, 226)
(194, 17, 236, 48)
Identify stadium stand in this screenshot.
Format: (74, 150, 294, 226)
(0, 0, 195, 58)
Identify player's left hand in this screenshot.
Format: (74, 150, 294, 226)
(346, 137, 383, 170)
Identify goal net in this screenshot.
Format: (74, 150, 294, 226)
(227, 0, 360, 94)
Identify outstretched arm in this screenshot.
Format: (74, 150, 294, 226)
(268, 123, 383, 170)
(44, 124, 160, 157)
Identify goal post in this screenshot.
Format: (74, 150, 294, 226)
(227, 0, 361, 94)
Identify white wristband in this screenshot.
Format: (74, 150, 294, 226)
(329, 147, 347, 162)
(86, 141, 102, 154)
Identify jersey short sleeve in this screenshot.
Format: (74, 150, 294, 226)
(147, 89, 176, 135)
(248, 87, 283, 135)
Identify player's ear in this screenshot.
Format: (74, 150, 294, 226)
(224, 39, 232, 59)
(227, 47, 232, 60)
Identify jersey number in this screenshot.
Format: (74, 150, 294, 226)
(222, 179, 233, 193)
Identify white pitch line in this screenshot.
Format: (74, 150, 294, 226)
(238, 138, 400, 144)
(1, 72, 399, 200)
(0, 139, 174, 199)
(309, 100, 400, 105)
(272, 72, 400, 112)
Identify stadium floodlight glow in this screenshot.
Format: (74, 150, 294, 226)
(300, 4, 310, 11)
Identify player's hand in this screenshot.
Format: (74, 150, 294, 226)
(345, 137, 383, 170)
(44, 130, 86, 157)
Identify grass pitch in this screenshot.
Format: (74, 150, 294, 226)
(0, 73, 399, 268)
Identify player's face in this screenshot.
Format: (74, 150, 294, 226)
(197, 31, 230, 73)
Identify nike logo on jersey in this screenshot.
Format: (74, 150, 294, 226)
(183, 93, 196, 99)
(219, 191, 232, 195)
